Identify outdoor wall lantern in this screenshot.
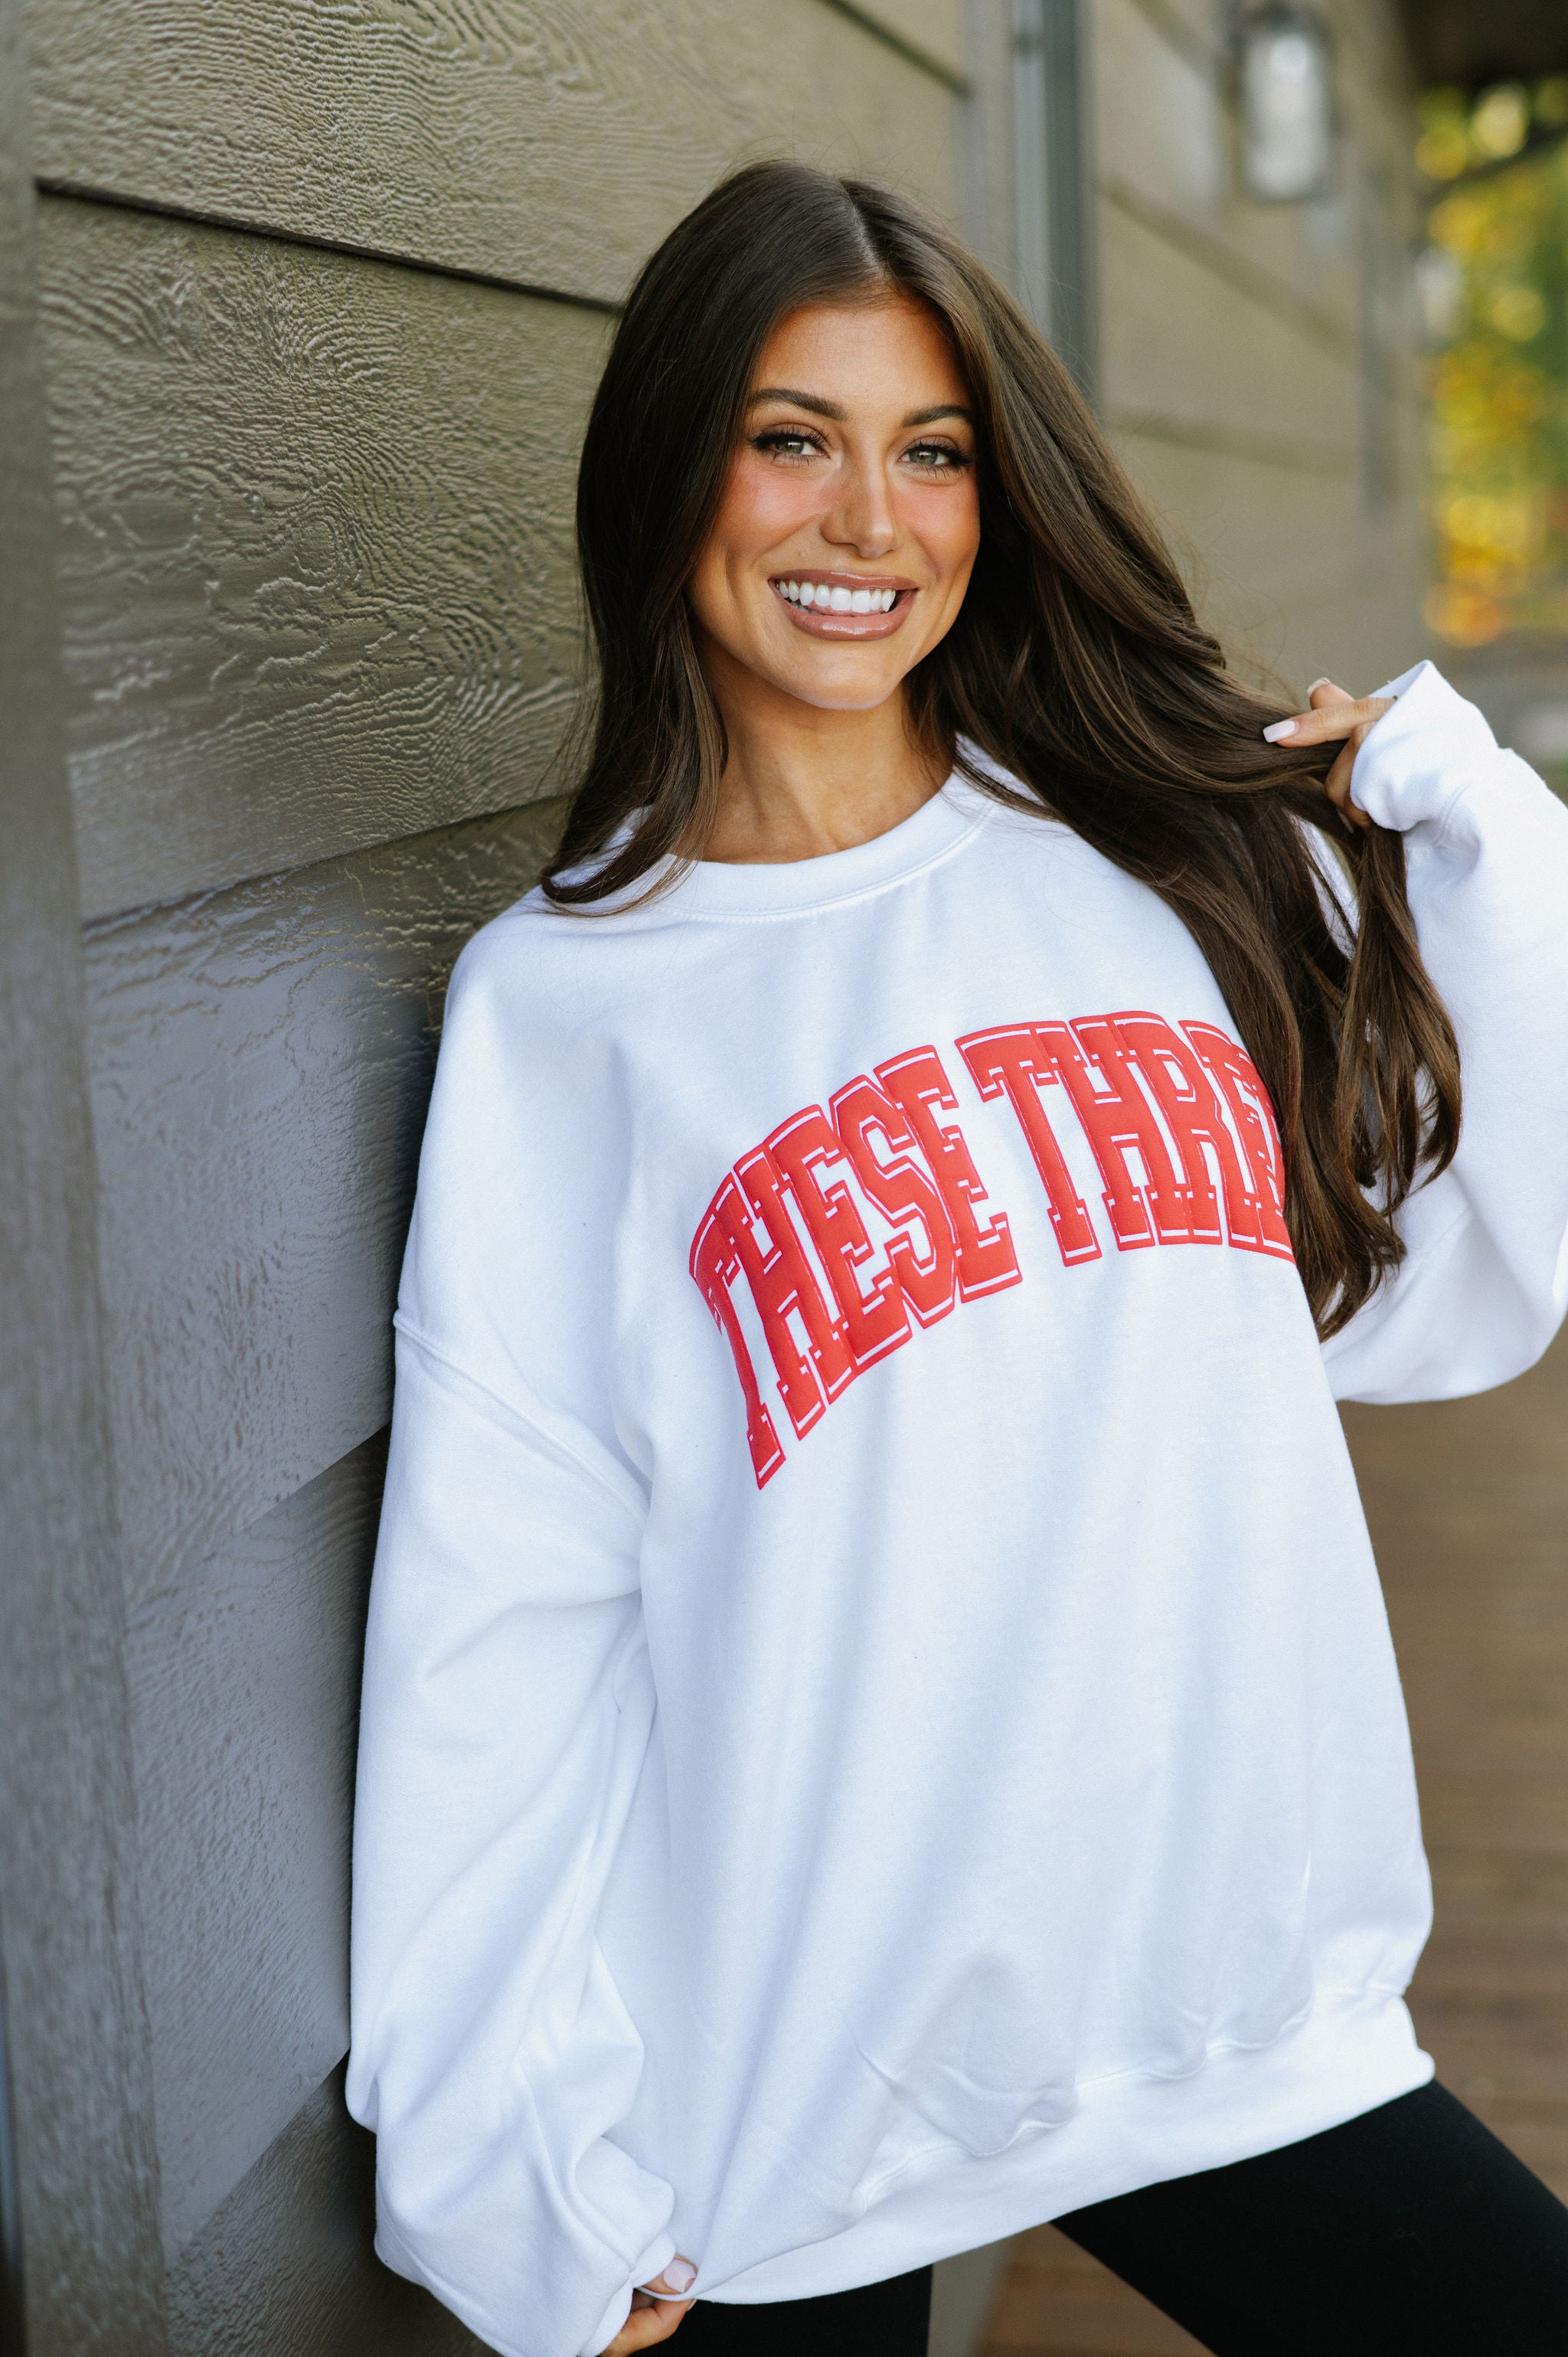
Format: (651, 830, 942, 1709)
(1237, 5, 1335, 202)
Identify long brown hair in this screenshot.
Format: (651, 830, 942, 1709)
(546, 160, 1459, 1338)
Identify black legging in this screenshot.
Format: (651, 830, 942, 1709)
(671, 2082, 1568, 2352)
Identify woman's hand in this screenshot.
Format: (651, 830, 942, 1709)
(1263, 677, 1393, 832)
(603, 2260, 698, 2352)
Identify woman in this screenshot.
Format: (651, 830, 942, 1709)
(347, 164, 1568, 2356)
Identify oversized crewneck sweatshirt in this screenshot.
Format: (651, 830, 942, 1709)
(348, 661, 1568, 2357)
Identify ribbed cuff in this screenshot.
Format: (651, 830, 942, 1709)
(1351, 660, 1499, 834)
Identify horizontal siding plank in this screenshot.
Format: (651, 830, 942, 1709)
(1106, 407, 1354, 479)
(1115, 0, 1223, 78)
(1108, 433, 1423, 691)
(129, 1439, 387, 2256)
(38, 196, 600, 920)
(1099, 177, 1357, 365)
(87, 796, 567, 1610)
(1098, 201, 1358, 442)
(824, 0, 968, 83)
(29, 0, 959, 309)
(166, 2069, 486, 2357)
(1096, 0, 1231, 221)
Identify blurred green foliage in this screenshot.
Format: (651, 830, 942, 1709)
(1416, 82, 1568, 647)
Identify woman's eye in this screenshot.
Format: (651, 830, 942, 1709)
(751, 429, 824, 462)
(903, 440, 971, 472)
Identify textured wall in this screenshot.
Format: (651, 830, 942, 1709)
(0, 0, 166, 2344)
(1092, 0, 1426, 696)
(13, 1, 973, 2349)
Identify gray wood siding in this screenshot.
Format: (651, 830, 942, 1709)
(40, 196, 601, 919)
(87, 798, 568, 1609)
(129, 1440, 387, 2260)
(165, 2072, 485, 2357)
(8, 0, 975, 2339)
(0, 4, 168, 2344)
(29, 0, 961, 303)
(1093, 0, 1426, 694)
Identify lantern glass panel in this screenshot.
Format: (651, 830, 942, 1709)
(1241, 13, 1334, 201)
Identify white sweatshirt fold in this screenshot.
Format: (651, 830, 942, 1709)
(1324, 660, 1568, 1398)
(348, 663, 1568, 2357)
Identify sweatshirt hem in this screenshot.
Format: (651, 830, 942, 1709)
(697, 1984, 1431, 2303)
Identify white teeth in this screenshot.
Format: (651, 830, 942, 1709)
(779, 580, 903, 612)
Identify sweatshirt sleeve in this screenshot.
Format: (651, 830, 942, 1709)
(1321, 659, 1568, 1404)
(345, 935, 676, 2357)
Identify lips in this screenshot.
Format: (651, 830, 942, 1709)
(769, 571, 917, 637)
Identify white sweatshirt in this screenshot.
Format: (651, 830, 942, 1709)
(347, 661, 1568, 2357)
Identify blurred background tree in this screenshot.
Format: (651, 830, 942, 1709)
(1416, 78, 1568, 654)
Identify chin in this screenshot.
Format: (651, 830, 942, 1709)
(793, 685, 905, 715)
(775, 663, 908, 714)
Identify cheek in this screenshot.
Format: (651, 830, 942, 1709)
(708, 454, 822, 568)
(902, 482, 981, 587)
(946, 484, 983, 577)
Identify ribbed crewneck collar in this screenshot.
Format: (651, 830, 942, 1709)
(632, 771, 996, 921)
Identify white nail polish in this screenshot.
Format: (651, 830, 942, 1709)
(663, 2259, 697, 2293)
(1263, 719, 1298, 742)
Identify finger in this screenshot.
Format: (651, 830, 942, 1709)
(1325, 734, 1372, 830)
(1263, 694, 1391, 748)
(1307, 677, 1355, 709)
(604, 2300, 694, 2354)
(642, 2261, 698, 2298)
(608, 2256, 698, 2352)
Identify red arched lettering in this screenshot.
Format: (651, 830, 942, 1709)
(692, 1159, 854, 1454)
(875, 1047, 1021, 1300)
(731, 1149, 856, 1430)
(828, 1076, 959, 1328)
(688, 1200, 787, 1487)
(1180, 1023, 1295, 1260)
(1086, 1012, 1223, 1244)
(956, 1025, 1101, 1266)
(1027, 1018, 1194, 1249)
(766, 1106, 912, 1375)
(1117, 1012, 1276, 1252)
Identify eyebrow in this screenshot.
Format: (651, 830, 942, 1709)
(747, 387, 973, 427)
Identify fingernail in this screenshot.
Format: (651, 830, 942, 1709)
(664, 2260, 697, 2293)
(1263, 719, 1298, 742)
(1306, 676, 1332, 695)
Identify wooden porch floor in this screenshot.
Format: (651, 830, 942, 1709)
(979, 1323, 1568, 2355)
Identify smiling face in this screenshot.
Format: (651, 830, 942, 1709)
(687, 293, 981, 718)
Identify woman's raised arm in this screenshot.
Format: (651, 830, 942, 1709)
(1305, 661, 1568, 1401)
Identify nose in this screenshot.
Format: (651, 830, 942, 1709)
(821, 448, 897, 560)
